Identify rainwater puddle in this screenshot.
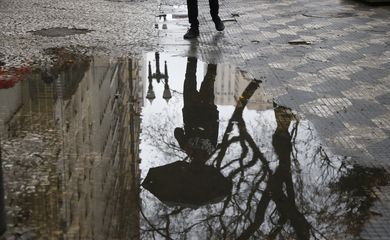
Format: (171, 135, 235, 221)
(29, 27, 92, 37)
(0, 49, 389, 239)
(302, 11, 357, 18)
(155, 6, 188, 31)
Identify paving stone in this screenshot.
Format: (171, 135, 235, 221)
(157, 0, 390, 237)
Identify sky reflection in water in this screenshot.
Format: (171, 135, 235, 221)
(0, 50, 388, 239)
(139, 53, 389, 240)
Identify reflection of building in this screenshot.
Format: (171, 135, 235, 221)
(0, 74, 57, 136)
(58, 56, 143, 240)
(0, 61, 74, 238)
(0, 50, 143, 239)
(213, 65, 271, 110)
(0, 149, 6, 236)
(0, 81, 23, 135)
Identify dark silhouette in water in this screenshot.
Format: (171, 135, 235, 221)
(142, 58, 232, 208)
(174, 57, 219, 167)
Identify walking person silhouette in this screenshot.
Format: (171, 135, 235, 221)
(174, 57, 219, 168)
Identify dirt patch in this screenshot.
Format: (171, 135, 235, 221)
(29, 27, 92, 37)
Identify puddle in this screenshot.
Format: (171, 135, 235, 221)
(29, 27, 92, 37)
(302, 11, 357, 18)
(0, 49, 389, 239)
(155, 6, 189, 31)
(155, 13, 189, 31)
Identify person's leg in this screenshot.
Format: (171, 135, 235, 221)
(183, 57, 199, 105)
(184, 0, 200, 38)
(199, 64, 219, 148)
(186, 0, 199, 29)
(199, 64, 217, 105)
(209, 0, 219, 22)
(209, 0, 224, 31)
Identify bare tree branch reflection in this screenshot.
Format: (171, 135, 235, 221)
(140, 66, 389, 239)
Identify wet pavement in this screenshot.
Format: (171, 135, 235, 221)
(139, 53, 390, 239)
(155, 0, 390, 237)
(1, 0, 390, 238)
(0, 49, 389, 239)
(0, 0, 158, 66)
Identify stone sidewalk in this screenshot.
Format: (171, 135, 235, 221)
(157, 0, 390, 170)
(156, 0, 390, 238)
(0, 0, 159, 66)
(1, 0, 389, 237)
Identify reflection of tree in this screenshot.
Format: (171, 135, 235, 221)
(142, 112, 185, 159)
(211, 80, 311, 240)
(140, 78, 390, 240)
(330, 166, 390, 236)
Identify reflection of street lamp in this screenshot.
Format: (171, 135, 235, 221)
(146, 52, 171, 103)
(163, 82, 172, 101)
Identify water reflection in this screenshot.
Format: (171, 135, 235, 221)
(146, 52, 171, 102)
(0, 147, 6, 236)
(142, 58, 231, 209)
(175, 57, 219, 166)
(139, 55, 390, 240)
(0, 50, 389, 239)
(0, 49, 142, 239)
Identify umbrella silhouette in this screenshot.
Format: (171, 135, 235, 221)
(142, 161, 232, 208)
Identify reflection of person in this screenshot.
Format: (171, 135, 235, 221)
(183, 0, 225, 39)
(271, 105, 311, 240)
(175, 57, 219, 167)
(272, 105, 294, 159)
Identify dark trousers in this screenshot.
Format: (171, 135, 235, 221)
(182, 57, 219, 147)
(186, 0, 220, 28)
(183, 57, 216, 107)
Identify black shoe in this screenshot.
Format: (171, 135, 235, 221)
(214, 19, 225, 31)
(183, 28, 199, 39)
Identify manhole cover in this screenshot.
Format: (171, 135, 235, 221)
(30, 27, 92, 37)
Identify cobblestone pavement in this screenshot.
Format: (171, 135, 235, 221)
(1, 0, 390, 238)
(0, 0, 159, 67)
(156, 0, 390, 238)
(157, 0, 390, 169)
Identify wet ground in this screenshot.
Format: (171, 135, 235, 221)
(1, 49, 389, 239)
(1, 0, 390, 238)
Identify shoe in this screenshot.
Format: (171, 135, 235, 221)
(183, 28, 199, 39)
(214, 18, 225, 31)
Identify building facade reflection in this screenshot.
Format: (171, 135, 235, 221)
(0, 49, 143, 239)
(213, 64, 271, 110)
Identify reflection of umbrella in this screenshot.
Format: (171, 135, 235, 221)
(142, 161, 232, 208)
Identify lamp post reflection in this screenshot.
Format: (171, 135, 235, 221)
(146, 52, 172, 102)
